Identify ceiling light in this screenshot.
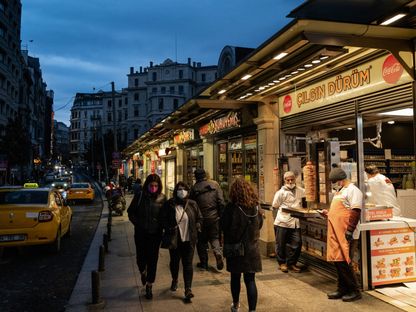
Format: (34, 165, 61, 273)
(259, 86, 266, 90)
(285, 74, 292, 78)
(246, 93, 253, 96)
(380, 13, 406, 25)
(312, 60, 321, 64)
(380, 108, 413, 116)
(279, 77, 286, 81)
(218, 89, 226, 95)
(273, 80, 280, 83)
(268, 82, 275, 86)
(291, 71, 298, 75)
(387, 120, 395, 125)
(347, 127, 353, 130)
(304, 64, 313, 68)
(320, 55, 329, 60)
(273, 52, 288, 60)
(298, 68, 305, 71)
(241, 74, 252, 80)
(254, 89, 260, 92)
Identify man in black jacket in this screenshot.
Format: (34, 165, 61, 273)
(190, 168, 225, 271)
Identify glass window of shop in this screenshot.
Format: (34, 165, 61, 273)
(185, 145, 203, 186)
(216, 134, 257, 201)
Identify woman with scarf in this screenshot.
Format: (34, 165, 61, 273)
(161, 181, 203, 302)
(127, 174, 166, 299)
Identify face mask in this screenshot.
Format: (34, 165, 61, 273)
(148, 185, 158, 194)
(332, 182, 342, 192)
(285, 183, 296, 190)
(177, 189, 188, 199)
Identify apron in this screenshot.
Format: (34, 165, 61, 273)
(327, 192, 351, 263)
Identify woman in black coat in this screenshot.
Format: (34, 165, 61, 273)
(161, 181, 203, 301)
(221, 178, 264, 312)
(127, 174, 166, 300)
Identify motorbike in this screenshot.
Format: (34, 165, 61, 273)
(109, 192, 126, 216)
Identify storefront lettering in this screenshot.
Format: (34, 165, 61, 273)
(174, 130, 194, 144)
(296, 67, 372, 108)
(199, 112, 241, 137)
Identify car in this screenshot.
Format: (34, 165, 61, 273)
(67, 182, 95, 203)
(0, 187, 72, 253)
(44, 173, 57, 183)
(51, 178, 70, 190)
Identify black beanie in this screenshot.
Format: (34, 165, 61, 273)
(194, 168, 206, 181)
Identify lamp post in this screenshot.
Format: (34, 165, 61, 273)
(111, 81, 119, 184)
(91, 116, 109, 184)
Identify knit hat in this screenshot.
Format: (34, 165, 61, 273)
(328, 167, 347, 182)
(194, 168, 206, 181)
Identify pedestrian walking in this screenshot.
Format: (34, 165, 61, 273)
(320, 167, 362, 302)
(190, 168, 225, 271)
(160, 181, 203, 302)
(221, 178, 263, 312)
(272, 171, 305, 273)
(132, 178, 142, 195)
(127, 174, 167, 299)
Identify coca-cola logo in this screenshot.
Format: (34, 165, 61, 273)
(283, 95, 292, 113)
(382, 54, 403, 84)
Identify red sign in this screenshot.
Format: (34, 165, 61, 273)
(382, 54, 403, 84)
(283, 95, 292, 113)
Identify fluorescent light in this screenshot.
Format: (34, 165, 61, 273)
(218, 89, 226, 94)
(298, 68, 305, 71)
(241, 74, 252, 80)
(347, 128, 353, 130)
(380, 108, 413, 116)
(387, 121, 395, 125)
(274, 52, 288, 60)
(254, 89, 260, 92)
(268, 82, 275, 86)
(320, 55, 329, 60)
(272, 80, 280, 83)
(279, 77, 286, 81)
(381, 13, 406, 25)
(291, 71, 298, 75)
(259, 86, 266, 90)
(312, 60, 321, 64)
(246, 93, 253, 96)
(304, 64, 313, 68)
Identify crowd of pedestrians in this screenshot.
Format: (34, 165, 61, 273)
(126, 167, 363, 311)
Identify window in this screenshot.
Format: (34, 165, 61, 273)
(152, 72, 157, 81)
(84, 111, 87, 118)
(170, 86, 175, 94)
(134, 93, 139, 101)
(124, 97, 128, 105)
(134, 105, 139, 117)
(161, 86, 166, 94)
(134, 128, 138, 138)
(152, 87, 157, 94)
(179, 70, 183, 79)
(158, 98, 164, 111)
(118, 111, 122, 122)
(107, 112, 112, 122)
(134, 78, 138, 87)
(178, 85, 184, 94)
(118, 99, 122, 107)
(124, 109, 128, 120)
(173, 99, 179, 110)
(107, 100, 112, 108)
(202, 73, 206, 82)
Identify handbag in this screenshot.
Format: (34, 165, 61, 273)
(160, 201, 188, 250)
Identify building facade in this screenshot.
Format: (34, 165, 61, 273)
(53, 120, 69, 163)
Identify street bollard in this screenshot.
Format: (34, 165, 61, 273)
(106, 222, 112, 241)
(91, 270, 102, 305)
(103, 233, 109, 253)
(98, 245, 105, 272)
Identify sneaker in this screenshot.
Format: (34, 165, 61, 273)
(289, 264, 302, 273)
(145, 285, 153, 300)
(140, 272, 147, 286)
(230, 302, 240, 312)
(279, 263, 288, 273)
(170, 280, 178, 291)
(215, 254, 224, 270)
(184, 288, 194, 299)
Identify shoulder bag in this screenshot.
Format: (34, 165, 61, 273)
(161, 201, 188, 249)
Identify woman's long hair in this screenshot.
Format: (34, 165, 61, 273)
(143, 174, 162, 196)
(229, 178, 259, 209)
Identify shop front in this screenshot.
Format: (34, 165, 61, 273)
(276, 52, 416, 289)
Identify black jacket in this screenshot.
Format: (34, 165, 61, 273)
(127, 191, 167, 235)
(190, 179, 225, 221)
(221, 202, 263, 273)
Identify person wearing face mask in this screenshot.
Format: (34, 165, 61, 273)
(272, 171, 305, 273)
(160, 181, 203, 302)
(321, 167, 362, 302)
(127, 174, 167, 300)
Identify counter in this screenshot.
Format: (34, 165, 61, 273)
(358, 217, 416, 231)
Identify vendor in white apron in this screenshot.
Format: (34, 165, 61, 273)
(321, 168, 362, 302)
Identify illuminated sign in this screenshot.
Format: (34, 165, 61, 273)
(199, 112, 241, 137)
(174, 130, 194, 144)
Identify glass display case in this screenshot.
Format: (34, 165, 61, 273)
(185, 145, 203, 186)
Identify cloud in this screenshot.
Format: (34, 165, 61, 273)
(37, 54, 116, 74)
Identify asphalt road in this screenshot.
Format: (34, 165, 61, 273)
(0, 173, 104, 312)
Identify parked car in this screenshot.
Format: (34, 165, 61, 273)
(51, 178, 70, 190)
(67, 182, 95, 203)
(0, 187, 72, 253)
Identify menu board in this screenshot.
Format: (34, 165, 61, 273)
(370, 228, 416, 286)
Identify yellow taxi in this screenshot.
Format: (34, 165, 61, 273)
(67, 182, 95, 202)
(0, 187, 72, 253)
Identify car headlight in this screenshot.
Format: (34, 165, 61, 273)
(52, 183, 55, 187)
(64, 183, 67, 187)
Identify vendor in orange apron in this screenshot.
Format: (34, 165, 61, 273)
(323, 168, 363, 302)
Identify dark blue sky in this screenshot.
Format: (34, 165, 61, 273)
(21, 0, 303, 125)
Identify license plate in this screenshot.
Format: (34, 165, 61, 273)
(0, 234, 26, 242)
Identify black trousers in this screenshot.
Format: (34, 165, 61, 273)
(275, 226, 302, 266)
(231, 272, 257, 311)
(334, 261, 359, 293)
(169, 241, 194, 289)
(134, 227, 161, 283)
(197, 219, 221, 264)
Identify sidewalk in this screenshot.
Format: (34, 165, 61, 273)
(66, 194, 402, 312)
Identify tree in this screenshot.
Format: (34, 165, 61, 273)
(0, 116, 32, 183)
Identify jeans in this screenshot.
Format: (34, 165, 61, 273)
(275, 225, 302, 266)
(169, 241, 194, 289)
(134, 227, 161, 283)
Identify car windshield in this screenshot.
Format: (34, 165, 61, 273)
(0, 191, 15, 204)
(71, 183, 89, 189)
(3, 190, 49, 204)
